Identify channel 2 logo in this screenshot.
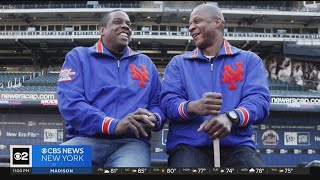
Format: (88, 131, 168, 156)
(10, 145, 32, 167)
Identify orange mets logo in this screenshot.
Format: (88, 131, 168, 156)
(129, 64, 149, 87)
(222, 62, 244, 90)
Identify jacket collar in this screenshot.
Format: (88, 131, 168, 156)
(184, 38, 241, 61)
(89, 39, 140, 59)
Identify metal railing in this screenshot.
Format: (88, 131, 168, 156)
(0, 30, 319, 41)
(0, 3, 318, 13)
(0, 2, 141, 9)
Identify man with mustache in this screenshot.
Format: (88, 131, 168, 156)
(160, 4, 270, 167)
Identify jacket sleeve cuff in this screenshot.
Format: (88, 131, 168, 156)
(235, 107, 250, 127)
(152, 113, 162, 131)
(178, 101, 192, 120)
(102, 117, 120, 135)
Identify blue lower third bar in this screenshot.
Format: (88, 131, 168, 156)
(32, 168, 92, 174)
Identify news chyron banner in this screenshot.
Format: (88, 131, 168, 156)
(10, 145, 92, 175)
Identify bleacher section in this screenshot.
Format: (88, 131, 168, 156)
(271, 90, 320, 97)
(267, 72, 320, 96)
(22, 73, 58, 87)
(0, 72, 34, 88)
(0, 73, 58, 92)
(269, 79, 309, 91)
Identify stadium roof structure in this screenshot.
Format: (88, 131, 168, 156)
(0, 1, 319, 67)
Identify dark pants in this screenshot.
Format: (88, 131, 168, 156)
(168, 144, 264, 167)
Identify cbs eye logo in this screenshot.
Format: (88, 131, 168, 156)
(10, 145, 32, 167)
(13, 148, 29, 164)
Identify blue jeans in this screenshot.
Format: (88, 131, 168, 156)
(168, 144, 264, 167)
(60, 137, 151, 167)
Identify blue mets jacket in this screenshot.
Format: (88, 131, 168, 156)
(160, 39, 270, 153)
(57, 39, 166, 142)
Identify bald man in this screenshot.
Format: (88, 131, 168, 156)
(160, 4, 270, 167)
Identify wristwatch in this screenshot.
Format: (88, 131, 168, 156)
(226, 110, 240, 126)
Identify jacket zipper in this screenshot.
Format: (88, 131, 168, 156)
(116, 59, 121, 118)
(209, 57, 214, 72)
